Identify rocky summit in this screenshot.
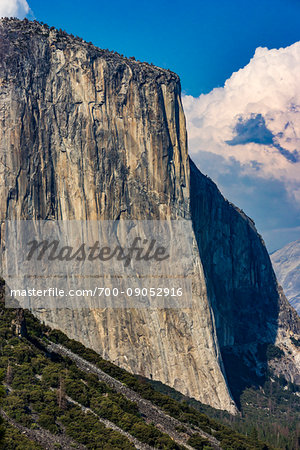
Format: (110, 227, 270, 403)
(0, 18, 299, 414)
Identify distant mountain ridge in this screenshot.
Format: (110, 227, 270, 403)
(271, 240, 300, 315)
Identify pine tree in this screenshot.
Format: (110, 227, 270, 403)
(0, 369, 6, 445)
(57, 375, 67, 410)
(5, 363, 13, 385)
(249, 426, 258, 442)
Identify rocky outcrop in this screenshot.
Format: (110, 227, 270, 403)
(11, 308, 27, 338)
(0, 18, 298, 412)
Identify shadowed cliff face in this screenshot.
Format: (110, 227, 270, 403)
(190, 159, 300, 401)
(0, 18, 299, 412)
(190, 159, 279, 349)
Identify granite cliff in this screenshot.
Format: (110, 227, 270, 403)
(271, 240, 300, 315)
(0, 18, 299, 412)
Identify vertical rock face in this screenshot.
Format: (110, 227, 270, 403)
(190, 159, 279, 350)
(0, 19, 189, 221)
(0, 19, 299, 411)
(0, 18, 236, 413)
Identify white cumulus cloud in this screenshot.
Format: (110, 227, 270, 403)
(183, 42, 300, 206)
(0, 0, 30, 18)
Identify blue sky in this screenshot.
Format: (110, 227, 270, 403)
(27, 0, 300, 96)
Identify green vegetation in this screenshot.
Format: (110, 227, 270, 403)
(235, 378, 300, 449)
(0, 368, 6, 447)
(148, 369, 300, 449)
(187, 434, 213, 449)
(2, 423, 43, 449)
(46, 329, 274, 449)
(265, 344, 284, 361)
(290, 336, 300, 347)
(1, 347, 136, 448)
(0, 286, 182, 449)
(0, 344, 181, 449)
(0, 278, 298, 449)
